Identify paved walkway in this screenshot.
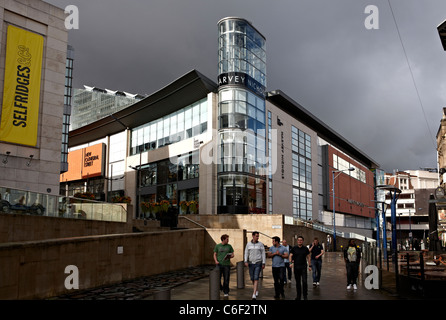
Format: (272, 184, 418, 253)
(54, 252, 411, 301)
(170, 252, 403, 300)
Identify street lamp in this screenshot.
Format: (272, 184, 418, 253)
(332, 167, 355, 251)
(373, 199, 388, 270)
(376, 184, 402, 291)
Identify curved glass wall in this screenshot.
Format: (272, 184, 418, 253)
(218, 18, 266, 87)
(217, 18, 267, 214)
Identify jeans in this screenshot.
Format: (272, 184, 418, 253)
(294, 267, 308, 299)
(218, 264, 231, 294)
(272, 267, 285, 297)
(248, 262, 262, 281)
(311, 259, 322, 283)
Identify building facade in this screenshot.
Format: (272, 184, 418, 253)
(70, 86, 144, 130)
(0, 0, 68, 196)
(383, 170, 438, 248)
(62, 18, 379, 237)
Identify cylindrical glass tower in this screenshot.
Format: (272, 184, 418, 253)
(217, 17, 267, 214)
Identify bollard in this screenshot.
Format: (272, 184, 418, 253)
(236, 261, 245, 289)
(153, 288, 171, 300)
(209, 267, 220, 300)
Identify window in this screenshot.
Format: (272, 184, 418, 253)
(130, 98, 208, 155)
(292, 126, 313, 220)
(333, 154, 367, 183)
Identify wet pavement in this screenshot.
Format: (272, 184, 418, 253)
(54, 253, 407, 300)
(53, 265, 215, 300)
(170, 252, 403, 300)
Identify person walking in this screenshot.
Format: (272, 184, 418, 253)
(289, 235, 311, 300)
(213, 234, 234, 297)
(309, 237, 324, 286)
(267, 236, 288, 299)
(244, 231, 266, 300)
(344, 239, 361, 290)
(282, 239, 292, 285)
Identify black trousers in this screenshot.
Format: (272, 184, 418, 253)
(272, 267, 285, 296)
(346, 262, 359, 285)
(284, 262, 292, 281)
(294, 267, 308, 299)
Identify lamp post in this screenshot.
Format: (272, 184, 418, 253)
(376, 184, 402, 291)
(408, 209, 412, 250)
(332, 167, 355, 252)
(372, 200, 388, 261)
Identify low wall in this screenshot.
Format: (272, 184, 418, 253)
(0, 213, 133, 243)
(0, 229, 205, 299)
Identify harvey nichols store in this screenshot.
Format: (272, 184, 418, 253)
(62, 17, 378, 236)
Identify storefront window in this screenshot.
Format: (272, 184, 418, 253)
(217, 174, 266, 214)
(141, 163, 157, 187)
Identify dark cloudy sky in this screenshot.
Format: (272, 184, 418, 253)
(46, 0, 446, 172)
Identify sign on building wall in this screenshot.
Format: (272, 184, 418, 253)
(0, 25, 44, 146)
(60, 143, 106, 182)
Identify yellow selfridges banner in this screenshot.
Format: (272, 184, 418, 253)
(0, 25, 44, 146)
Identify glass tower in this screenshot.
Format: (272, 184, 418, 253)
(217, 17, 267, 214)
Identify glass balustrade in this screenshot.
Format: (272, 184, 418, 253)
(0, 186, 127, 222)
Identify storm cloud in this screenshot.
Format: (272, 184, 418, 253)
(47, 0, 446, 172)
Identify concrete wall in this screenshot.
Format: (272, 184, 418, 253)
(0, 213, 136, 243)
(180, 214, 286, 240)
(181, 214, 364, 250)
(200, 228, 246, 266)
(0, 228, 206, 299)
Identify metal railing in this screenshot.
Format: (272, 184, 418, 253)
(0, 186, 127, 222)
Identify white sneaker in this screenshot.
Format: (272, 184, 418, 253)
(347, 284, 352, 290)
(353, 284, 357, 290)
(256, 291, 259, 297)
(316, 282, 320, 286)
(224, 293, 229, 297)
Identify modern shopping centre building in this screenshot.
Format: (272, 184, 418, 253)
(61, 17, 380, 237)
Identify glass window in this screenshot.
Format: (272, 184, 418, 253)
(185, 106, 192, 130)
(220, 89, 233, 102)
(192, 103, 200, 127)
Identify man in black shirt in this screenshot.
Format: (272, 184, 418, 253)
(289, 235, 311, 300)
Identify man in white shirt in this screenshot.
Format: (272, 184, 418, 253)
(244, 231, 266, 300)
